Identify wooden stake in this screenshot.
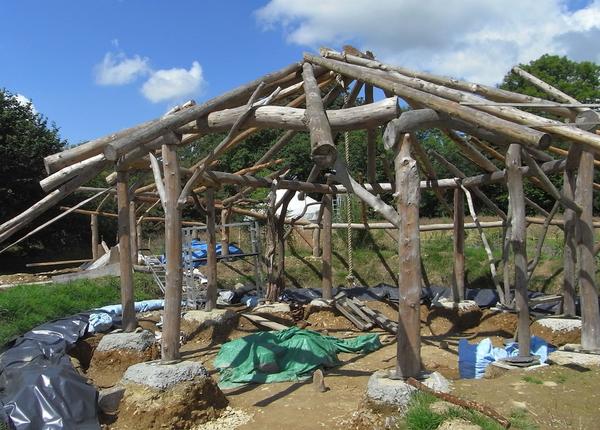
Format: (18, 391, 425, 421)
(452, 188, 465, 302)
(506, 144, 530, 357)
(117, 170, 136, 332)
(321, 192, 333, 300)
(161, 135, 183, 362)
(394, 133, 421, 378)
(575, 148, 600, 350)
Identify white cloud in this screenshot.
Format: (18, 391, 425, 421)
(94, 52, 150, 86)
(14, 93, 36, 114)
(256, 0, 600, 85)
(141, 61, 204, 103)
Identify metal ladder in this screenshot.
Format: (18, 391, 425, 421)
(142, 255, 167, 294)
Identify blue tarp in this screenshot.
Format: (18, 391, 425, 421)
(160, 239, 244, 267)
(458, 336, 553, 379)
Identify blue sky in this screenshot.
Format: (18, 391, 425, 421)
(1, 0, 598, 145)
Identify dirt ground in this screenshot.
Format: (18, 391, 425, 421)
(76, 300, 599, 430)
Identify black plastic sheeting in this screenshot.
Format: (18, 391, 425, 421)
(0, 313, 100, 430)
(280, 283, 576, 314)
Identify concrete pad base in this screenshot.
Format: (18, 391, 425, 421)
(366, 370, 451, 408)
(96, 329, 155, 352)
(253, 302, 291, 313)
(122, 360, 209, 390)
(549, 350, 600, 367)
(183, 309, 236, 328)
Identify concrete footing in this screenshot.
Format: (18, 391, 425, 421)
(96, 329, 155, 352)
(122, 360, 209, 390)
(549, 349, 600, 367)
(366, 370, 451, 408)
(183, 309, 236, 328)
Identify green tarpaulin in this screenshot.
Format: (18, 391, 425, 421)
(214, 327, 381, 389)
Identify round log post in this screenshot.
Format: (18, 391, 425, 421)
(452, 188, 465, 302)
(321, 192, 333, 300)
(394, 133, 422, 378)
(312, 228, 321, 257)
(302, 63, 337, 168)
(575, 149, 600, 350)
(117, 170, 136, 332)
(562, 146, 580, 316)
(220, 208, 230, 259)
(129, 201, 138, 264)
(90, 214, 99, 260)
(506, 144, 530, 357)
(161, 135, 184, 362)
(205, 188, 218, 311)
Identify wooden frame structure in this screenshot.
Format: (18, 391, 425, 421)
(1, 47, 600, 371)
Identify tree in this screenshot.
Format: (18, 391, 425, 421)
(0, 89, 65, 221)
(500, 54, 600, 104)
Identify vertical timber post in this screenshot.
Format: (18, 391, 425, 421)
(312, 228, 321, 257)
(90, 214, 99, 260)
(220, 208, 230, 259)
(136, 222, 142, 253)
(321, 192, 333, 300)
(562, 146, 580, 316)
(205, 188, 218, 311)
(575, 148, 600, 350)
(452, 188, 465, 303)
(365, 84, 377, 185)
(161, 134, 183, 362)
(394, 133, 421, 379)
(129, 201, 138, 264)
(506, 144, 530, 357)
(117, 170, 136, 332)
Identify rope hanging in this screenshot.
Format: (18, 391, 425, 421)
(343, 92, 355, 287)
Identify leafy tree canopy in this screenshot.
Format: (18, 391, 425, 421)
(500, 54, 600, 103)
(0, 89, 65, 221)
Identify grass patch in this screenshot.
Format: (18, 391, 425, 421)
(555, 373, 568, 384)
(509, 409, 539, 430)
(522, 375, 543, 385)
(395, 392, 537, 430)
(0, 274, 160, 346)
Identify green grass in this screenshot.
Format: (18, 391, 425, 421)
(0, 274, 161, 346)
(395, 392, 537, 430)
(522, 375, 543, 385)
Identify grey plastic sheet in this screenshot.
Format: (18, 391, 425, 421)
(0, 313, 100, 430)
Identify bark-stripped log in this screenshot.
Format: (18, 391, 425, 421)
(575, 149, 600, 350)
(453, 188, 465, 302)
(192, 97, 399, 133)
(305, 54, 551, 149)
(562, 145, 581, 316)
(91, 214, 99, 260)
(394, 133, 421, 378)
(205, 188, 218, 312)
(320, 48, 574, 120)
(117, 171, 136, 332)
(302, 63, 337, 168)
(506, 144, 530, 357)
(321, 192, 333, 300)
(161, 135, 184, 362)
(102, 62, 303, 162)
